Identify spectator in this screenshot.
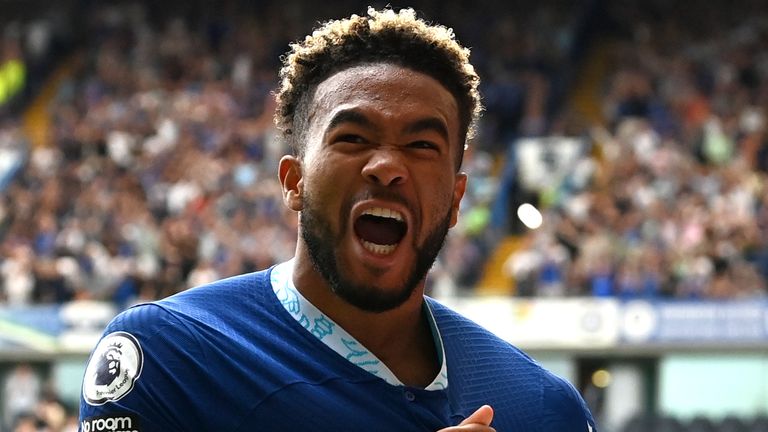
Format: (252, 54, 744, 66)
(2, 363, 41, 430)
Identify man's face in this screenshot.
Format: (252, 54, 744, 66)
(282, 63, 467, 312)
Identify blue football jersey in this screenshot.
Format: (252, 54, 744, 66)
(79, 267, 597, 432)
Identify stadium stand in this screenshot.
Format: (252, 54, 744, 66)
(498, 0, 768, 299)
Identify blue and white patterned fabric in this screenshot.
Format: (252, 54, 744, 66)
(270, 259, 448, 390)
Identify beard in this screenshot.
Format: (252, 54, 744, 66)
(300, 191, 452, 313)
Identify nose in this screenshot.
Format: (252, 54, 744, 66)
(361, 148, 408, 187)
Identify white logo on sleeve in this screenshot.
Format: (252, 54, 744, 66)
(83, 331, 144, 406)
(588, 421, 593, 432)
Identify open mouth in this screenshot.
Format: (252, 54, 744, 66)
(353, 207, 407, 255)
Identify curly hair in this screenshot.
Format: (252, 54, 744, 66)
(275, 7, 482, 170)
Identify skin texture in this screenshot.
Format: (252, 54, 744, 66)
(278, 63, 492, 430)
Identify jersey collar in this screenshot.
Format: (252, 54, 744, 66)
(271, 259, 448, 390)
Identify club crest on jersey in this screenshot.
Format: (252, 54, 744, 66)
(83, 331, 144, 406)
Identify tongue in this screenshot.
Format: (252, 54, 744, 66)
(354, 215, 406, 245)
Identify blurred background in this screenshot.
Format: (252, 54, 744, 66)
(0, 0, 767, 431)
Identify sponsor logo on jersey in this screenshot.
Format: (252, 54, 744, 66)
(83, 331, 144, 406)
(81, 414, 140, 432)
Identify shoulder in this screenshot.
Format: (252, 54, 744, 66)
(159, 269, 272, 309)
(426, 297, 532, 362)
(95, 268, 276, 359)
(94, 269, 267, 339)
(540, 371, 598, 431)
(427, 297, 597, 431)
(85, 268, 274, 392)
(101, 301, 185, 345)
(79, 268, 278, 431)
(79, 301, 195, 428)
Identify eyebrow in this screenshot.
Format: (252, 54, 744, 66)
(326, 109, 450, 143)
(326, 109, 375, 132)
(403, 117, 450, 143)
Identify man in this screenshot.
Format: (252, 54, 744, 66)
(79, 7, 597, 431)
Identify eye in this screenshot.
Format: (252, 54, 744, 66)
(335, 134, 368, 144)
(408, 141, 439, 151)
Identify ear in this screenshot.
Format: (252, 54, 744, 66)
(278, 155, 303, 211)
(449, 172, 467, 228)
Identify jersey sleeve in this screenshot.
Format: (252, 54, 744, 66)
(79, 303, 206, 432)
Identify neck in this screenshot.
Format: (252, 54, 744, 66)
(291, 250, 439, 387)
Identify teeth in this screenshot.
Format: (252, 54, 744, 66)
(362, 240, 397, 255)
(362, 207, 403, 221)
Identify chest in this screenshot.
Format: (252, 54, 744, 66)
(230, 378, 454, 432)
(184, 321, 456, 432)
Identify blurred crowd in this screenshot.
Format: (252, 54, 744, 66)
(2, 364, 76, 432)
(505, 0, 768, 299)
(2, 2, 299, 309)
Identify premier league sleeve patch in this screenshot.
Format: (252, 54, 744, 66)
(83, 331, 144, 406)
